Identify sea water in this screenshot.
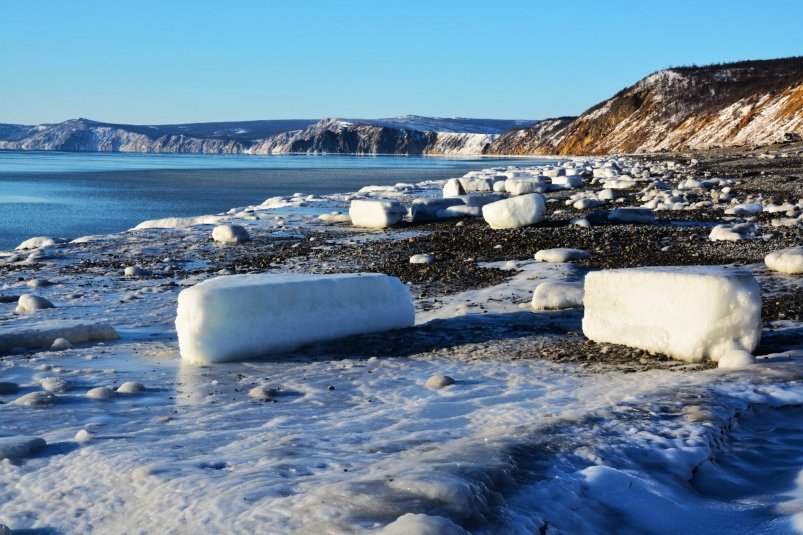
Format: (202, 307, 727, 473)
(0, 151, 549, 250)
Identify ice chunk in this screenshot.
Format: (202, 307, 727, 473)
(124, 266, 149, 277)
(718, 349, 756, 369)
(133, 215, 223, 230)
(608, 207, 655, 224)
(709, 222, 756, 241)
(87, 387, 114, 401)
(425, 375, 455, 389)
(41, 377, 72, 393)
(504, 177, 549, 196)
(534, 248, 590, 263)
(212, 224, 251, 244)
(481, 193, 546, 229)
(0, 436, 46, 460)
(0, 322, 118, 355)
(176, 273, 415, 363)
(442, 178, 466, 198)
(16, 236, 58, 250)
(116, 381, 146, 393)
(410, 254, 435, 264)
(380, 513, 469, 535)
(582, 266, 761, 362)
(51, 337, 72, 350)
(532, 281, 585, 310)
(349, 200, 407, 229)
(765, 246, 803, 274)
(410, 198, 464, 223)
(14, 391, 56, 406)
(16, 294, 55, 313)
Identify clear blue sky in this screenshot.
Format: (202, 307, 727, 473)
(1, 0, 801, 125)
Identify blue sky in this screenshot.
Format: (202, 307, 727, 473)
(2, 0, 801, 124)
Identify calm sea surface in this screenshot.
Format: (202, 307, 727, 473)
(0, 151, 550, 250)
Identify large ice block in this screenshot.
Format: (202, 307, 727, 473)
(582, 266, 761, 362)
(176, 273, 415, 363)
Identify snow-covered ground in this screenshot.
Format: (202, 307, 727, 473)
(1, 161, 803, 534)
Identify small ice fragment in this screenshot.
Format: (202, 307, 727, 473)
(75, 429, 93, 442)
(87, 387, 114, 401)
(124, 266, 149, 277)
(410, 254, 435, 264)
(41, 377, 72, 393)
(16, 294, 55, 313)
(116, 381, 146, 394)
(248, 386, 273, 400)
(51, 337, 72, 350)
(212, 224, 251, 244)
(425, 375, 455, 389)
(14, 391, 56, 406)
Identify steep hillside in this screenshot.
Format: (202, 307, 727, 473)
(487, 56, 803, 155)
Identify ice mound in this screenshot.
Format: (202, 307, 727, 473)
(532, 281, 585, 310)
(16, 236, 58, 250)
(765, 246, 803, 274)
(0, 322, 119, 355)
(582, 266, 761, 362)
(534, 248, 590, 263)
(176, 273, 415, 363)
(212, 224, 251, 244)
(709, 222, 756, 241)
(481, 193, 546, 229)
(349, 200, 407, 229)
(16, 294, 55, 313)
(133, 215, 223, 230)
(380, 513, 469, 535)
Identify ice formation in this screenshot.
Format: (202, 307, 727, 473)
(765, 246, 803, 274)
(409, 253, 435, 264)
(349, 199, 407, 228)
(481, 193, 546, 229)
(176, 273, 415, 363)
(534, 248, 590, 263)
(0, 322, 118, 354)
(582, 266, 761, 362)
(16, 236, 58, 250)
(531, 281, 585, 310)
(15, 294, 55, 313)
(212, 224, 251, 243)
(709, 222, 756, 241)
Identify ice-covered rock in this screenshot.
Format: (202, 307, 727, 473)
(87, 387, 114, 401)
(481, 193, 546, 230)
(176, 273, 415, 363)
(765, 246, 803, 274)
(16, 236, 58, 250)
(16, 294, 55, 313)
(532, 281, 585, 310)
(124, 266, 149, 277)
(0, 322, 118, 355)
(571, 217, 592, 228)
(41, 377, 72, 393)
(718, 349, 756, 369)
(14, 391, 56, 406)
(212, 224, 251, 244)
(425, 375, 455, 389)
(709, 222, 756, 241)
(0, 436, 46, 460)
(27, 278, 53, 288)
(349, 200, 407, 229)
(380, 513, 469, 535)
(409, 254, 435, 264)
(410, 198, 464, 223)
(608, 207, 655, 224)
(534, 248, 590, 263)
(248, 386, 274, 400)
(116, 381, 146, 393)
(583, 266, 761, 362)
(442, 178, 466, 198)
(51, 337, 72, 350)
(75, 429, 93, 442)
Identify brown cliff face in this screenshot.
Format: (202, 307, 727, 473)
(487, 56, 803, 155)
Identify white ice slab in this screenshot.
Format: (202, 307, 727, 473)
(176, 273, 415, 363)
(349, 200, 407, 229)
(582, 266, 761, 362)
(481, 193, 546, 229)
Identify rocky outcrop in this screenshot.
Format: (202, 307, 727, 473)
(487, 56, 803, 155)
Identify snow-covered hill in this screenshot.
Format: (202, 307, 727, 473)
(488, 56, 803, 155)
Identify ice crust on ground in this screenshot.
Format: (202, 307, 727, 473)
(176, 273, 415, 363)
(0, 322, 118, 355)
(583, 266, 762, 362)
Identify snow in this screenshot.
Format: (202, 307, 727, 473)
(531, 281, 585, 310)
(534, 248, 590, 263)
(709, 222, 756, 241)
(212, 224, 251, 243)
(481, 193, 546, 229)
(765, 246, 803, 274)
(175, 273, 415, 363)
(583, 266, 762, 362)
(349, 199, 407, 229)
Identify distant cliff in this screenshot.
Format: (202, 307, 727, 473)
(0, 116, 533, 156)
(486, 56, 803, 155)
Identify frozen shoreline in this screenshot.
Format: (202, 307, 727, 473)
(1, 151, 803, 533)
